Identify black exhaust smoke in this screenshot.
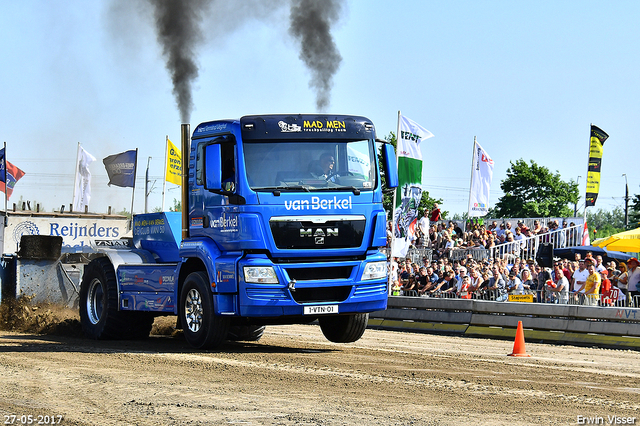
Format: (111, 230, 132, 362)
(289, 0, 343, 112)
(113, 0, 344, 119)
(148, 0, 210, 123)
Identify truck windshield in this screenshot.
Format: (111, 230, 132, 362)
(244, 139, 376, 191)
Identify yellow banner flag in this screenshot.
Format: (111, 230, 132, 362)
(585, 125, 609, 207)
(166, 138, 182, 185)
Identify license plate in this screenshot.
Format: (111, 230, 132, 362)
(303, 305, 338, 315)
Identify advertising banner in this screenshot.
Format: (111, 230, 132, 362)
(392, 113, 434, 258)
(468, 140, 494, 217)
(3, 215, 129, 254)
(585, 125, 609, 207)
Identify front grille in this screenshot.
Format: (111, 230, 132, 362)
(270, 216, 365, 250)
(285, 266, 352, 281)
(246, 288, 289, 301)
(291, 286, 352, 303)
(353, 282, 387, 297)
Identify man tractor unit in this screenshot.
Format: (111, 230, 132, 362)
(79, 114, 399, 349)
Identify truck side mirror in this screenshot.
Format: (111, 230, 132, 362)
(382, 143, 399, 188)
(204, 144, 222, 191)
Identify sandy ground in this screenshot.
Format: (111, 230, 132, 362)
(0, 305, 638, 426)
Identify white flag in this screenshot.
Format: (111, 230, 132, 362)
(468, 140, 494, 217)
(397, 115, 434, 161)
(73, 145, 96, 212)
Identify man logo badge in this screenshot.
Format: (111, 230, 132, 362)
(300, 228, 338, 245)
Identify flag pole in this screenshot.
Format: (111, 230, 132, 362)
(129, 148, 138, 230)
(145, 156, 151, 213)
(72, 142, 81, 210)
(162, 135, 168, 211)
(467, 137, 476, 222)
(3, 142, 6, 226)
(390, 110, 401, 259)
(583, 123, 590, 220)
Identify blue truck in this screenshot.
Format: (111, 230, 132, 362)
(79, 114, 399, 349)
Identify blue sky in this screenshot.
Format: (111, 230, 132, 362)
(1, 0, 639, 217)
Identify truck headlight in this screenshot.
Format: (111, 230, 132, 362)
(362, 261, 387, 280)
(243, 266, 279, 284)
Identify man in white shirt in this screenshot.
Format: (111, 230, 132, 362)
(572, 259, 589, 293)
(418, 210, 430, 240)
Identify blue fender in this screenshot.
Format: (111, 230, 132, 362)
(178, 238, 241, 294)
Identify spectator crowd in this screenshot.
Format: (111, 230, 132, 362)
(388, 232, 638, 307)
(389, 213, 579, 256)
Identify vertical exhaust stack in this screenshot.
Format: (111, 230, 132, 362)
(181, 123, 190, 241)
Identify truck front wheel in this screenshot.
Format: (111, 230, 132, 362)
(319, 313, 369, 343)
(180, 271, 230, 349)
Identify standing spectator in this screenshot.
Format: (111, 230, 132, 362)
(548, 263, 569, 304)
(600, 269, 613, 306)
(572, 259, 589, 294)
(532, 220, 542, 234)
(625, 257, 640, 306)
(429, 203, 441, 224)
(513, 227, 525, 249)
(535, 266, 551, 303)
(617, 262, 629, 297)
(468, 268, 483, 295)
(486, 267, 508, 301)
(567, 222, 578, 246)
(506, 270, 524, 295)
(418, 266, 439, 295)
(418, 210, 430, 241)
(457, 275, 472, 299)
(577, 262, 601, 306)
(505, 221, 513, 233)
(415, 267, 430, 295)
(429, 270, 457, 295)
(520, 269, 534, 292)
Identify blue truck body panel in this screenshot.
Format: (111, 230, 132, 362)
(110, 114, 394, 323)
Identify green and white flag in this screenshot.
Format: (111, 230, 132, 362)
(392, 113, 434, 258)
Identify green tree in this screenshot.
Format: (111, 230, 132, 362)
(14, 196, 45, 212)
(629, 194, 640, 229)
(170, 198, 182, 212)
(380, 132, 397, 217)
(380, 132, 444, 219)
(116, 208, 131, 219)
(586, 207, 625, 239)
(494, 159, 578, 218)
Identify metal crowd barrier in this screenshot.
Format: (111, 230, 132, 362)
(488, 223, 583, 262)
(369, 295, 640, 348)
(395, 288, 637, 308)
(382, 248, 433, 264)
(449, 248, 490, 261)
(385, 223, 584, 264)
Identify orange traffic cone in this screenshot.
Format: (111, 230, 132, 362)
(508, 320, 531, 357)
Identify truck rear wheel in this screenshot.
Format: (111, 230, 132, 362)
(180, 271, 230, 349)
(79, 257, 125, 339)
(319, 313, 369, 343)
(227, 325, 266, 342)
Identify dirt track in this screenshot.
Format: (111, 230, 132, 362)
(0, 318, 638, 426)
